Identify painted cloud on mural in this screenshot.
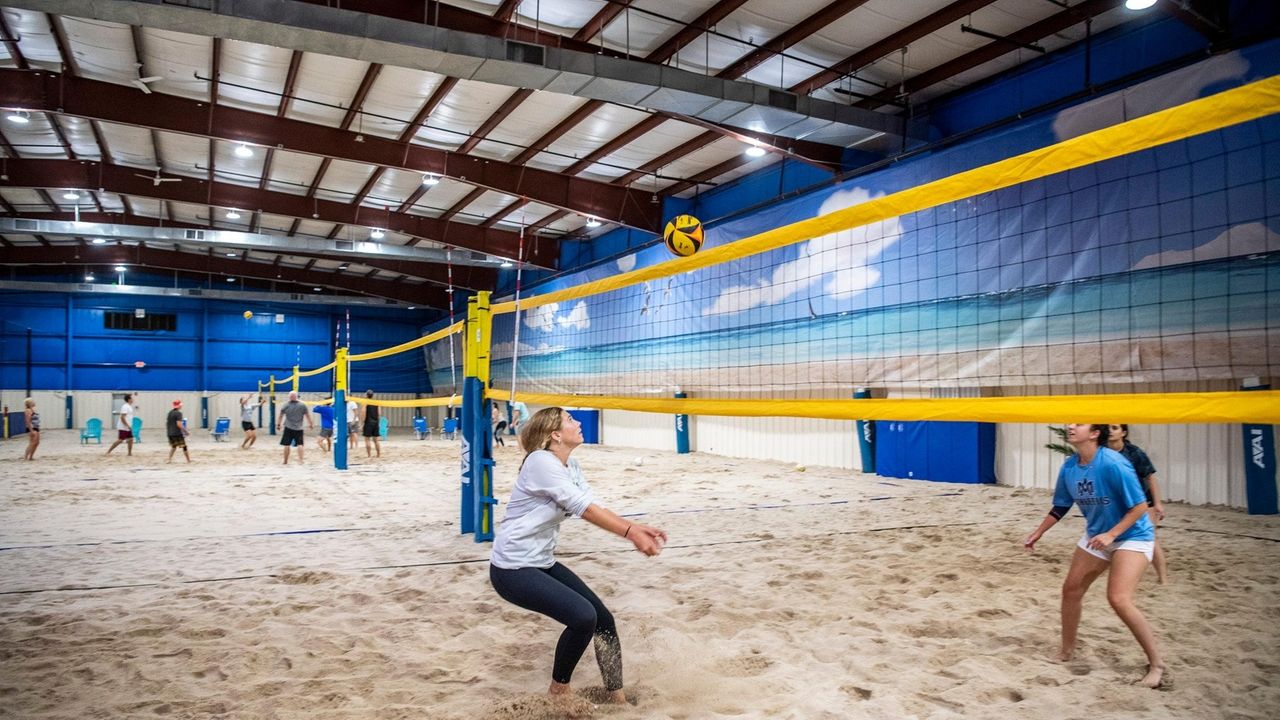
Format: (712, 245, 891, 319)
(1133, 222, 1280, 269)
(701, 186, 903, 316)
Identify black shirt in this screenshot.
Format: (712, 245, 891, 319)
(166, 409, 184, 437)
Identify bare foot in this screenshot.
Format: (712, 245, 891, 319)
(1052, 649, 1073, 662)
(1140, 664, 1166, 689)
(603, 689, 627, 704)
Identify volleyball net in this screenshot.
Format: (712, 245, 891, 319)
(259, 320, 464, 411)
(482, 73, 1280, 425)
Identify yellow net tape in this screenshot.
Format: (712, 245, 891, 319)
(349, 320, 464, 362)
(353, 396, 460, 408)
(491, 75, 1280, 314)
(490, 390, 1280, 425)
(297, 361, 336, 377)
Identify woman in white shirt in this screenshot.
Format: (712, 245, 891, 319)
(490, 407, 666, 706)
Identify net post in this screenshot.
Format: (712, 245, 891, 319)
(334, 348, 348, 471)
(674, 391, 690, 454)
(462, 291, 496, 541)
(854, 388, 876, 474)
(292, 365, 300, 394)
(268, 376, 277, 436)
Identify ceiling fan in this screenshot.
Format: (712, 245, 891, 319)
(134, 168, 183, 186)
(132, 64, 162, 93)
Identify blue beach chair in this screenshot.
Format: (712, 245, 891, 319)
(80, 417, 103, 444)
(211, 417, 231, 442)
(413, 416, 430, 440)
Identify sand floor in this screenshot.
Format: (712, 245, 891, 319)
(2, 428, 1278, 719)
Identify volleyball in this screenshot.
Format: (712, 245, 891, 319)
(663, 214, 704, 257)
(243, 310, 253, 319)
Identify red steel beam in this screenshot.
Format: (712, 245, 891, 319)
(788, 0, 999, 97)
(0, 158, 557, 267)
(0, 243, 447, 306)
(0, 70, 659, 233)
(18, 209, 497, 287)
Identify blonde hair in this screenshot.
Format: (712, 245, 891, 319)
(519, 406, 564, 466)
(24, 397, 35, 408)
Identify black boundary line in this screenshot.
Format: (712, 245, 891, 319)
(0, 493, 970, 553)
(0, 519, 1000, 596)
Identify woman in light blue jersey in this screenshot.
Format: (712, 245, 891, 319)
(1023, 423, 1165, 688)
(489, 407, 667, 706)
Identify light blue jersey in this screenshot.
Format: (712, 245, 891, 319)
(1053, 446, 1154, 542)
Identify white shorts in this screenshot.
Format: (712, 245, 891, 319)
(1078, 533, 1154, 562)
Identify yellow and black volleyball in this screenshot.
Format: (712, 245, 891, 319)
(663, 214, 704, 257)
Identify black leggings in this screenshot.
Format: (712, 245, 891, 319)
(490, 562, 623, 690)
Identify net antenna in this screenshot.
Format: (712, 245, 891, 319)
(508, 210, 527, 404)
(446, 247, 459, 401)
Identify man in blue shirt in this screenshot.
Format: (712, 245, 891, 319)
(1022, 423, 1164, 689)
(314, 403, 335, 453)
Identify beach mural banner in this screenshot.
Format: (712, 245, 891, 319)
(441, 48, 1280, 396)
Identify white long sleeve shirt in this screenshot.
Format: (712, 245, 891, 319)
(490, 450, 595, 570)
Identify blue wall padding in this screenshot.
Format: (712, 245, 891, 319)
(874, 421, 996, 484)
(0, 292, 430, 392)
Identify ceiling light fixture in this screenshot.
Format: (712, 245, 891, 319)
(63, 190, 80, 200)
(225, 209, 241, 220)
(225, 252, 238, 257)
(1124, 0, 1157, 8)
(6, 109, 30, 124)
(114, 265, 126, 272)
(422, 173, 440, 186)
(744, 143, 767, 158)
(84, 274, 95, 282)
(407, 306, 416, 310)
(226, 277, 236, 282)
(313, 287, 322, 292)
(370, 228, 385, 239)
(500, 260, 514, 268)
(91, 238, 107, 245)
(585, 216, 600, 228)
(234, 143, 254, 158)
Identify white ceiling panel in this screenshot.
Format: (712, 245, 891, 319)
(286, 53, 370, 128)
(1, 8, 61, 70)
(96, 121, 157, 168)
(478, 91, 592, 163)
(155, 131, 211, 179)
(656, 136, 745, 183)
(312, 159, 375, 203)
(96, 192, 127, 213)
(406, 179, 481, 217)
(137, 27, 211, 101)
(209, 137, 266, 187)
(577, 118, 708, 182)
(54, 115, 103, 160)
(538, 103, 652, 170)
(359, 66, 448, 140)
(361, 167, 423, 210)
(58, 16, 137, 84)
(455, 189, 517, 223)
(124, 196, 163, 218)
(263, 149, 324, 196)
(512, 0, 605, 35)
(410, 79, 516, 149)
(217, 39, 293, 113)
(1, 188, 51, 212)
(5, 111, 65, 159)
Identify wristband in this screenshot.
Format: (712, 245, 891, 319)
(624, 525, 632, 538)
